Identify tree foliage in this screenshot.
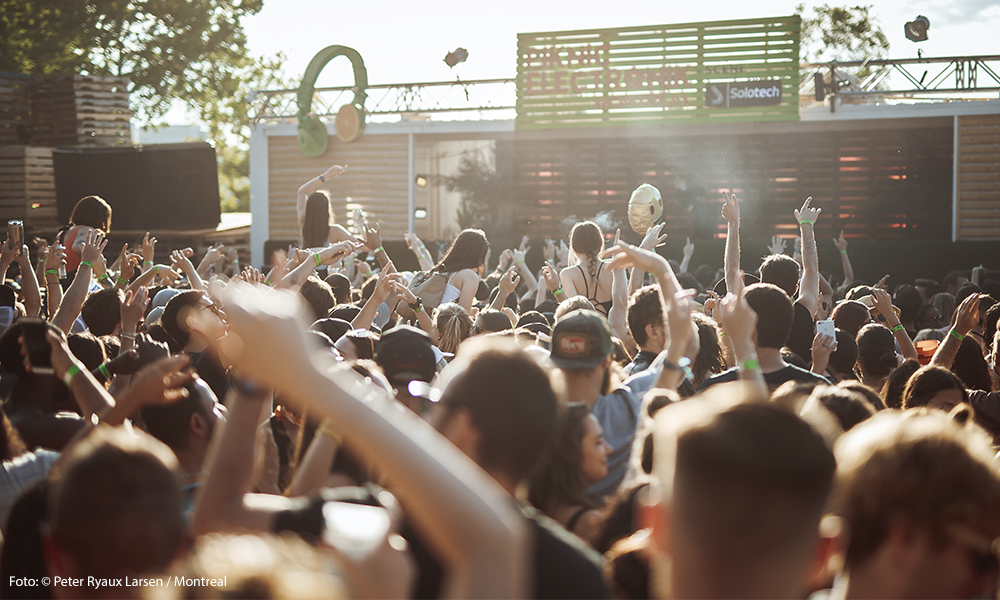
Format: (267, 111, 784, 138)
(795, 4, 890, 64)
(0, 0, 290, 212)
(445, 148, 514, 240)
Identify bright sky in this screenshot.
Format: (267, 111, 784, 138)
(242, 0, 1000, 90)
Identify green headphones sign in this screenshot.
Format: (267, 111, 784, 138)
(297, 45, 369, 156)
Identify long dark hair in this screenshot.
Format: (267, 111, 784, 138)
(69, 195, 112, 232)
(302, 191, 332, 248)
(433, 229, 488, 275)
(527, 403, 595, 513)
(570, 221, 603, 284)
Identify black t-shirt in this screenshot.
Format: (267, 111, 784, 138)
(626, 350, 658, 375)
(785, 301, 815, 364)
(402, 503, 608, 599)
(188, 348, 230, 402)
(698, 363, 830, 393)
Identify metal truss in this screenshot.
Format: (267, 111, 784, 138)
(801, 55, 1000, 98)
(249, 78, 517, 123)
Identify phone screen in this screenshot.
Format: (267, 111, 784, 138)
(321, 501, 391, 557)
(20, 317, 54, 374)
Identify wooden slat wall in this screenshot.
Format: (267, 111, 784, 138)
(517, 16, 799, 129)
(267, 134, 432, 243)
(508, 124, 954, 241)
(0, 146, 58, 234)
(30, 75, 131, 147)
(956, 114, 1000, 240)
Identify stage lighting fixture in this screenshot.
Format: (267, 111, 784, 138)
(414, 208, 428, 219)
(904, 16, 930, 42)
(444, 48, 469, 68)
(415, 175, 428, 187)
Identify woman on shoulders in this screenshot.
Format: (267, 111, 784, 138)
(560, 221, 613, 316)
(431, 229, 489, 313)
(297, 165, 362, 249)
(527, 403, 612, 547)
(59, 195, 112, 275)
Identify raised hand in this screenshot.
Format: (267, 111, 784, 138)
(556, 240, 569, 264)
(171, 249, 196, 275)
(767, 235, 786, 256)
(954, 293, 981, 336)
(683, 237, 695, 259)
(364, 222, 382, 252)
(794, 196, 821, 226)
(543, 238, 556, 262)
(519, 235, 530, 253)
(873, 274, 890, 290)
(324, 164, 347, 180)
(121, 287, 149, 332)
(540, 264, 560, 292)
(834, 231, 848, 252)
(719, 289, 758, 354)
(80, 229, 108, 265)
(721, 191, 740, 224)
(141, 232, 156, 265)
(498, 269, 520, 298)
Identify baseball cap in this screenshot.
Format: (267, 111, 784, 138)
(151, 288, 181, 310)
(375, 325, 437, 388)
(550, 309, 613, 370)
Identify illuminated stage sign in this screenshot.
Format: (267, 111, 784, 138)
(516, 16, 800, 129)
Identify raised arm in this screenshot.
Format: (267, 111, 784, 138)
(679, 237, 695, 275)
(794, 197, 821, 317)
(872, 288, 918, 361)
(608, 265, 629, 344)
(14, 243, 41, 316)
(277, 242, 359, 289)
(204, 285, 529, 598)
(352, 265, 399, 331)
(722, 192, 743, 296)
(297, 165, 346, 232)
(833, 231, 854, 290)
(489, 269, 520, 311)
(403, 231, 435, 272)
(629, 223, 667, 296)
(931, 292, 980, 369)
(52, 230, 107, 334)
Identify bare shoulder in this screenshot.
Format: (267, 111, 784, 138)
(328, 224, 356, 244)
(572, 508, 604, 546)
(453, 269, 480, 287)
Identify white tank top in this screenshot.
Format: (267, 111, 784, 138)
(439, 272, 461, 305)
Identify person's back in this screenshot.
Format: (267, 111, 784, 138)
(644, 387, 837, 599)
(408, 337, 607, 599)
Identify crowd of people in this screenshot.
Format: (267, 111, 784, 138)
(1, 165, 1000, 599)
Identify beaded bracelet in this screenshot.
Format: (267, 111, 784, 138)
(63, 364, 82, 387)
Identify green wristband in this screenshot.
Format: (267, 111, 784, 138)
(63, 363, 82, 387)
(553, 287, 564, 296)
(839, 249, 847, 255)
(264, 279, 272, 286)
(98, 272, 111, 282)
(45, 269, 59, 276)
(313, 252, 323, 267)
(740, 357, 761, 371)
(950, 329, 966, 341)
(117, 276, 128, 285)
(373, 246, 384, 254)
(98, 363, 111, 380)
(891, 324, 905, 333)
(80, 260, 94, 268)
(799, 219, 815, 226)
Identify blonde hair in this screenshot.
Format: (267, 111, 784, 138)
(434, 302, 473, 355)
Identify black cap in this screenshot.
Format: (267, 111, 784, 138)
(550, 309, 613, 370)
(375, 325, 436, 386)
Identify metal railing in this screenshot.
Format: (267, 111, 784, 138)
(249, 78, 517, 123)
(800, 55, 1000, 98)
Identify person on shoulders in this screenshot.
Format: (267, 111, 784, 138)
(296, 165, 362, 249)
